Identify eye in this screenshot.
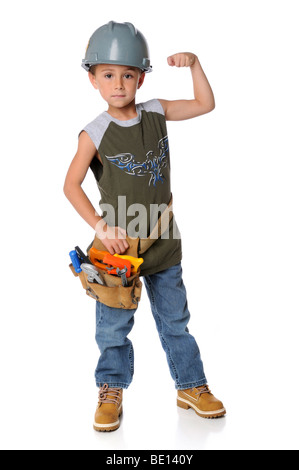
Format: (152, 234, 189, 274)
(105, 74, 112, 79)
(124, 74, 133, 79)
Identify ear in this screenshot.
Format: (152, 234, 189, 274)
(137, 72, 145, 89)
(88, 71, 98, 90)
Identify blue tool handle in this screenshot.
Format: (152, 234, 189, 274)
(69, 250, 82, 273)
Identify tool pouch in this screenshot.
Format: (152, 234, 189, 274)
(70, 236, 142, 310)
(69, 195, 173, 310)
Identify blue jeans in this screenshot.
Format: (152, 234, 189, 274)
(95, 263, 207, 390)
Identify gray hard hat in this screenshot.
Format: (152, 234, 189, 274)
(82, 21, 152, 73)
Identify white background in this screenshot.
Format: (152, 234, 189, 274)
(0, 0, 298, 450)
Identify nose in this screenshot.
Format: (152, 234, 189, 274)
(115, 76, 124, 89)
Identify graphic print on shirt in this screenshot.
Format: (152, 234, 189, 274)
(105, 136, 169, 187)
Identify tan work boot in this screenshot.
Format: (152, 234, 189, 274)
(93, 384, 123, 432)
(177, 385, 226, 419)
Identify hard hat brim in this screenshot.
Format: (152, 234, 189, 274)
(82, 60, 152, 73)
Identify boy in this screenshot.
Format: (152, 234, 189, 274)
(64, 21, 226, 432)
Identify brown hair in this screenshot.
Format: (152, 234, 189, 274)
(89, 65, 97, 76)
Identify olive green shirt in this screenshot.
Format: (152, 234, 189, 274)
(83, 99, 182, 275)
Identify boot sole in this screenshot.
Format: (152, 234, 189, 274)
(177, 397, 226, 419)
(93, 407, 123, 432)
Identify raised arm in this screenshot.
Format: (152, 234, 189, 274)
(159, 52, 215, 121)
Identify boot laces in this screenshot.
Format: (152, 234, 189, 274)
(98, 383, 122, 405)
(193, 385, 211, 397)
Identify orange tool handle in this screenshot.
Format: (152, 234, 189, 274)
(89, 247, 132, 278)
(89, 247, 109, 270)
(103, 254, 131, 278)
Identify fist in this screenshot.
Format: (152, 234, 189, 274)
(167, 52, 197, 67)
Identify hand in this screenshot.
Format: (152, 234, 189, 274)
(167, 52, 198, 68)
(95, 220, 129, 255)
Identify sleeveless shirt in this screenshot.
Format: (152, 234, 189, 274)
(82, 99, 182, 276)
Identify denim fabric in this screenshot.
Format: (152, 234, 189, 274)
(95, 263, 207, 390)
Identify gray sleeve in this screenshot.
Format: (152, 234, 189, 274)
(81, 113, 110, 151)
(140, 99, 165, 116)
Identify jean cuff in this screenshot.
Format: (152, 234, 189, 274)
(175, 378, 207, 390)
(96, 382, 130, 389)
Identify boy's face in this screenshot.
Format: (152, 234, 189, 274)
(88, 64, 145, 111)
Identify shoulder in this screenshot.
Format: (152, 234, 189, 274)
(81, 112, 112, 150)
(137, 99, 165, 116)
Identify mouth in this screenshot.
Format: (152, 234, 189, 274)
(112, 95, 126, 98)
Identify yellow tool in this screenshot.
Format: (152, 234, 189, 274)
(114, 254, 144, 274)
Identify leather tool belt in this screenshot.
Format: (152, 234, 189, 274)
(70, 195, 173, 310)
